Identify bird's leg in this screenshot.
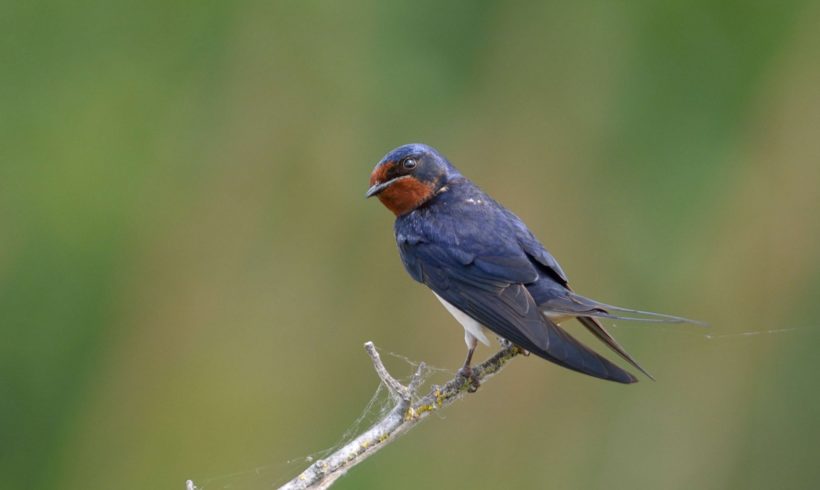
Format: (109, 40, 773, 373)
(458, 334, 480, 392)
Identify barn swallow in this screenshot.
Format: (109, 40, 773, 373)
(366, 143, 702, 385)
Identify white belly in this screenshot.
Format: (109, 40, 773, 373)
(433, 293, 491, 346)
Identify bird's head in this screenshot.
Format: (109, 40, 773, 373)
(366, 143, 457, 216)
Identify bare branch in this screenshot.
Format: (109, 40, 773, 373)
(273, 341, 522, 490)
(364, 341, 416, 404)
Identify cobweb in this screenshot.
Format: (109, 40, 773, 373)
(187, 349, 453, 490)
(186, 325, 804, 489)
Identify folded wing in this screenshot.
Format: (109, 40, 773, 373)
(405, 242, 638, 384)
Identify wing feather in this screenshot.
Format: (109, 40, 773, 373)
(411, 242, 638, 384)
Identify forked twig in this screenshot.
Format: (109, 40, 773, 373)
(275, 341, 521, 490)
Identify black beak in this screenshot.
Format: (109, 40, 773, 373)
(365, 176, 408, 198)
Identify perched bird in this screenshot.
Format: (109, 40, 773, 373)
(366, 143, 702, 385)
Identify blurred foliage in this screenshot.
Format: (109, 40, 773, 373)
(2, 1, 819, 489)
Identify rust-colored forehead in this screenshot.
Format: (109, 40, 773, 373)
(369, 161, 393, 185)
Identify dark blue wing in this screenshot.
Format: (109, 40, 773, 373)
(499, 208, 655, 379)
(502, 207, 569, 286)
(396, 200, 637, 384)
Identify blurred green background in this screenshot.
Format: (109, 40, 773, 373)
(2, 1, 820, 489)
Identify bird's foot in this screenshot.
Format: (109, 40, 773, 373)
(498, 338, 529, 356)
(457, 366, 480, 393)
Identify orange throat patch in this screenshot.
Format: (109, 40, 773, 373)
(377, 178, 435, 216)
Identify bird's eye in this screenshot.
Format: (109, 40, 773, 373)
(402, 158, 417, 170)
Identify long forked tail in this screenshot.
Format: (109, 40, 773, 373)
(538, 291, 706, 381)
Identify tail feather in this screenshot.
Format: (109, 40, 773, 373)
(577, 316, 655, 381)
(586, 301, 707, 326)
(540, 292, 708, 326)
